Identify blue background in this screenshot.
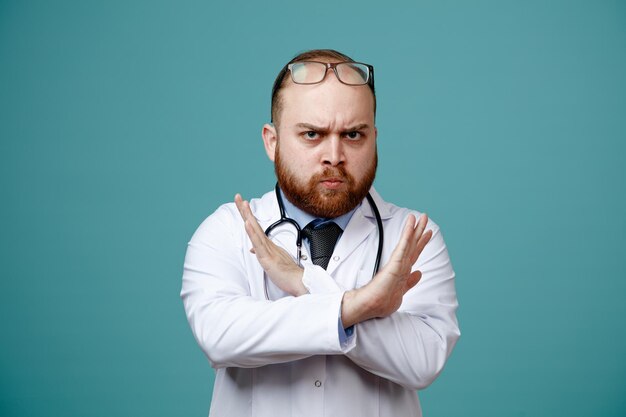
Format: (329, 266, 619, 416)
(1, 1, 625, 416)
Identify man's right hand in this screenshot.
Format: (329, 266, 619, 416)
(341, 213, 433, 328)
(234, 194, 308, 297)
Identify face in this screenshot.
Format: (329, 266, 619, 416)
(262, 61, 378, 218)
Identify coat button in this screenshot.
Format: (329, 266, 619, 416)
(314, 380, 322, 387)
(301, 254, 308, 261)
(332, 256, 340, 262)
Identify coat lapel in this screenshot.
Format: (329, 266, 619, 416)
(249, 187, 392, 286)
(325, 187, 392, 277)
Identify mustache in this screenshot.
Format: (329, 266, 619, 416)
(314, 167, 352, 181)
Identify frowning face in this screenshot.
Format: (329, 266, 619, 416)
(263, 61, 377, 218)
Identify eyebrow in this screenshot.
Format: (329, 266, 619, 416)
(295, 123, 370, 131)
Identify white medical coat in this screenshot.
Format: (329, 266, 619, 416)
(181, 188, 460, 417)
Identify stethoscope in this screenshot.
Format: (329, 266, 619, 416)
(263, 183, 384, 298)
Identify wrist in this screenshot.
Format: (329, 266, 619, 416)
(341, 289, 370, 327)
(289, 268, 308, 296)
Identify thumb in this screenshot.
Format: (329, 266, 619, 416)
(405, 270, 422, 291)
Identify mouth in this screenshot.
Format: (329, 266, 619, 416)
(320, 177, 345, 189)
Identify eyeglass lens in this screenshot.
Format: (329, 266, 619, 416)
(290, 62, 370, 85)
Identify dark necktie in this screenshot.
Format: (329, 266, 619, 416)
(302, 220, 343, 270)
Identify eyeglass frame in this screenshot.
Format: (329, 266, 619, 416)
(286, 61, 375, 88)
(271, 60, 376, 123)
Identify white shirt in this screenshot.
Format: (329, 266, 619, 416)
(181, 188, 460, 417)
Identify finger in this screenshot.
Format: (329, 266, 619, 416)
(391, 214, 417, 258)
(237, 197, 261, 231)
(411, 213, 428, 246)
(235, 197, 262, 239)
(401, 214, 425, 259)
(244, 215, 269, 255)
(405, 224, 432, 265)
(404, 213, 417, 234)
(236, 196, 274, 259)
(411, 229, 433, 263)
(243, 200, 267, 237)
(242, 200, 278, 260)
(236, 195, 259, 246)
(405, 214, 428, 262)
(405, 270, 422, 291)
(234, 194, 247, 220)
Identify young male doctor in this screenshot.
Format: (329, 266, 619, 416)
(181, 49, 460, 417)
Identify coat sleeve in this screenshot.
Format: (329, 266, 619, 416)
(344, 218, 460, 391)
(180, 204, 350, 369)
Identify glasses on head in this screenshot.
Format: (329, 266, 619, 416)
(287, 61, 374, 87)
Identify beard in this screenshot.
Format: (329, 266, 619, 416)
(275, 141, 377, 219)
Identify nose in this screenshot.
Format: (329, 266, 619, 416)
(322, 135, 345, 166)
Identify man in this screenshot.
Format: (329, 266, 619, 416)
(181, 49, 460, 417)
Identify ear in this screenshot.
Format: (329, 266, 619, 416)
(262, 123, 278, 162)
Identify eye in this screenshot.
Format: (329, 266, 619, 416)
(344, 131, 362, 140)
(303, 131, 319, 140)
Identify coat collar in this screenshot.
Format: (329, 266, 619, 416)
(250, 186, 391, 277)
(251, 186, 392, 225)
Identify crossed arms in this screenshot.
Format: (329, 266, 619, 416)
(181, 194, 459, 390)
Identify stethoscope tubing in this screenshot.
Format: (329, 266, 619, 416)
(262, 183, 384, 299)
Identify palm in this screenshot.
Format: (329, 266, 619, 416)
(366, 213, 432, 318)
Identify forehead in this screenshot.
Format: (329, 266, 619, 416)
(280, 79, 375, 124)
(279, 66, 375, 126)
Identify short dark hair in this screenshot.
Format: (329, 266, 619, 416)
(270, 49, 377, 125)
